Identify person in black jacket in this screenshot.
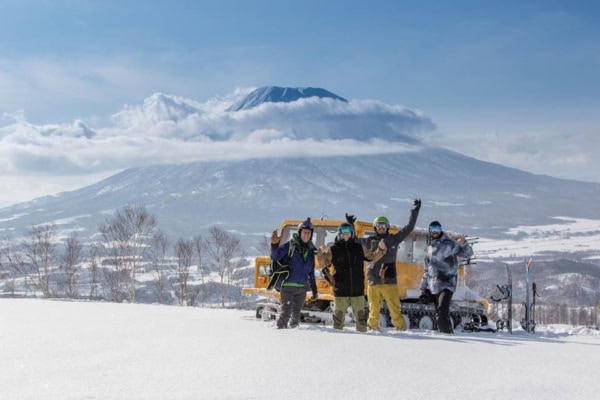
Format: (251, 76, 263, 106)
(317, 222, 386, 332)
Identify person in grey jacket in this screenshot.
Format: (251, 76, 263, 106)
(348, 199, 421, 331)
(420, 220, 473, 334)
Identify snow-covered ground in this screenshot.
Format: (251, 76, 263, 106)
(476, 216, 600, 259)
(1, 299, 598, 400)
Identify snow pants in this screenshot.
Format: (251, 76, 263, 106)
(367, 284, 405, 330)
(333, 295, 367, 332)
(277, 285, 307, 329)
(433, 289, 454, 333)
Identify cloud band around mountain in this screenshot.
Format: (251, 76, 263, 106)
(0, 90, 434, 176)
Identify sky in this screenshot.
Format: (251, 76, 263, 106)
(1, 1, 599, 208)
(1, 299, 599, 400)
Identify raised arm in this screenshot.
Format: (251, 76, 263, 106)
(453, 235, 474, 259)
(393, 199, 421, 242)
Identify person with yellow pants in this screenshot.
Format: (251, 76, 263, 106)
(367, 275, 405, 330)
(349, 200, 421, 330)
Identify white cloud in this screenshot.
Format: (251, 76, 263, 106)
(1, 82, 598, 209)
(431, 126, 599, 183)
(1, 91, 432, 170)
(0, 90, 432, 207)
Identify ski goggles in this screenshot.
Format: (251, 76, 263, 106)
(375, 222, 389, 229)
(338, 226, 353, 235)
(428, 226, 442, 233)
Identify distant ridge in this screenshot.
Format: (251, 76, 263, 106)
(227, 86, 348, 111)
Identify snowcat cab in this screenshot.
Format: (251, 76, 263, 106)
(242, 218, 488, 329)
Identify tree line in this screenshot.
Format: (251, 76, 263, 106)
(467, 270, 599, 327)
(2, 205, 597, 328)
(488, 303, 598, 328)
(0, 204, 250, 308)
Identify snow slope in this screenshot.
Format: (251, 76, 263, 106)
(1, 299, 598, 400)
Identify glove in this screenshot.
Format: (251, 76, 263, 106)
(270, 229, 281, 245)
(322, 267, 335, 286)
(369, 239, 379, 252)
(345, 213, 356, 225)
(413, 199, 422, 210)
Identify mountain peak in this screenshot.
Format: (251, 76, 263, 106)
(227, 86, 348, 111)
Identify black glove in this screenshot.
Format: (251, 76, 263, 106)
(345, 213, 356, 225)
(322, 267, 335, 286)
(369, 239, 379, 252)
(413, 199, 422, 210)
(419, 288, 432, 302)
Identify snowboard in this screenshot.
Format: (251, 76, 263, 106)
(491, 264, 512, 333)
(520, 258, 536, 333)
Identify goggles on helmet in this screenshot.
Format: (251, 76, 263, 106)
(338, 225, 353, 235)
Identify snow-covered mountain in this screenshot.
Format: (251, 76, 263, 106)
(0, 86, 598, 305)
(1, 147, 598, 250)
(0, 87, 598, 249)
(227, 86, 348, 111)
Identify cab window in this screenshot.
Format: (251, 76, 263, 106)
(394, 233, 428, 265)
(412, 232, 429, 265)
(396, 239, 413, 263)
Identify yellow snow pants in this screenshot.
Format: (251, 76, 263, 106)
(367, 283, 406, 330)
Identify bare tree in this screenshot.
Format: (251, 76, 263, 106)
(98, 204, 157, 303)
(173, 238, 198, 306)
(22, 223, 57, 298)
(60, 233, 83, 299)
(193, 235, 207, 285)
(149, 231, 170, 304)
(102, 261, 127, 302)
(204, 226, 246, 307)
(0, 235, 26, 297)
(193, 235, 214, 306)
(88, 244, 102, 300)
(257, 234, 272, 257)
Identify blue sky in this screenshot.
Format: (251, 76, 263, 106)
(0, 1, 599, 206)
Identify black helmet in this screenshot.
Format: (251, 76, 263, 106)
(428, 220, 442, 233)
(297, 217, 314, 241)
(298, 217, 313, 233)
